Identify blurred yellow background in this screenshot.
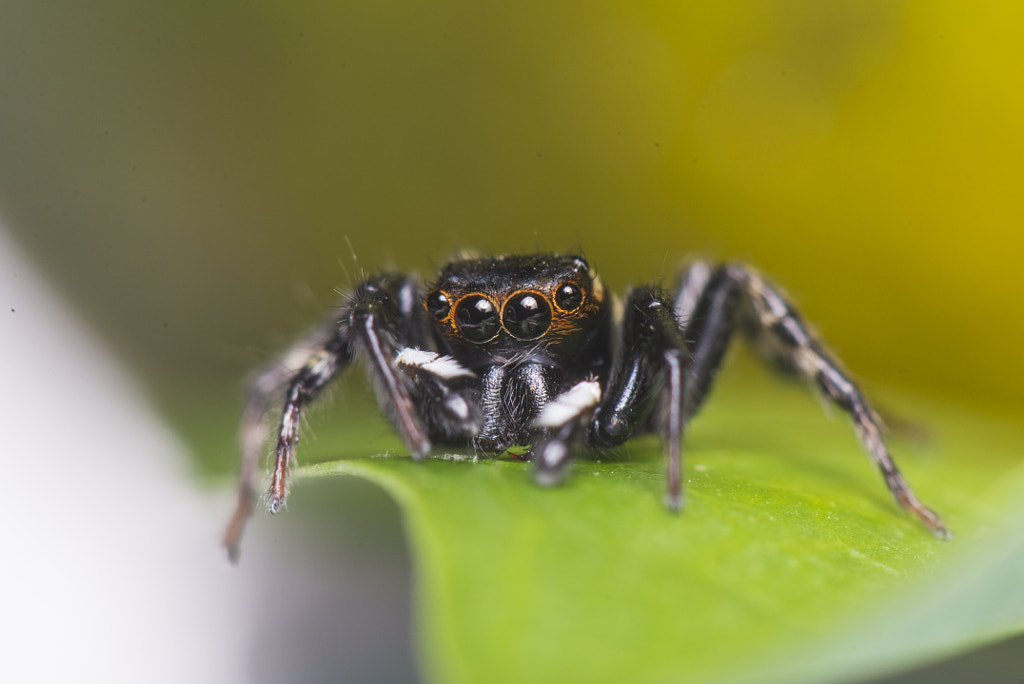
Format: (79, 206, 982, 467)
(1, 2, 1021, 409)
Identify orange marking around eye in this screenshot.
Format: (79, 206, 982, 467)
(501, 289, 552, 340)
(431, 291, 503, 344)
(427, 277, 603, 346)
(546, 278, 601, 343)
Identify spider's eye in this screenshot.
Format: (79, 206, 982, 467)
(455, 295, 500, 342)
(426, 291, 451, 320)
(503, 292, 552, 340)
(554, 282, 583, 311)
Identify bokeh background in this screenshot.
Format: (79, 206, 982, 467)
(2, 2, 1022, 408)
(2, 2, 1021, 682)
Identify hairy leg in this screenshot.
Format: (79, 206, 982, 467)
(224, 274, 429, 561)
(223, 317, 349, 562)
(672, 262, 950, 537)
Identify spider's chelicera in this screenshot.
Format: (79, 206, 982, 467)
(224, 253, 950, 560)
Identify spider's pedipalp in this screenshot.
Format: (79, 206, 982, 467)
(394, 346, 481, 439)
(534, 379, 601, 429)
(531, 379, 602, 486)
(396, 348, 475, 380)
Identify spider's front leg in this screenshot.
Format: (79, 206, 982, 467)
(533, 287, 691, 510)
(223, 312, 351, 562)
(673, 261, 950, 538)
(223, 274, 439, 561)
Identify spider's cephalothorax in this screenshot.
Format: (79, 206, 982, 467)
(425, 254, 608, 367)
(423, 254, 613, 452)
(223, 253, 950, 561)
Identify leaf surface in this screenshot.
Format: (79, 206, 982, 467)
(265, 368, 1024, 683)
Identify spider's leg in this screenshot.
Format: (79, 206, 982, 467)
(672, 260, 739, 418)
(673, 263, 950, 538)
(224, 274, 427, 561)
(267, 341, 350, 513)
(338, 280, 435, 465)
(224, 317, 348, 562)
(579, 287, 690, 510)
(269, 276, 435, 506)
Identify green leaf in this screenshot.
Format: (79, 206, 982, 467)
(238, 366, 1024, 683)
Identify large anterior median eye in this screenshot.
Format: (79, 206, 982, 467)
(503, 291, 552, 340)
(455, 295, 500, 342)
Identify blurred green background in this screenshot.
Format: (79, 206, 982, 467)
(1, 2, 1021, 411)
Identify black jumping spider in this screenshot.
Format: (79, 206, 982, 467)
(224, 254, 949, 560)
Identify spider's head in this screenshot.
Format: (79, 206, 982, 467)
(424, 254, 605, 366)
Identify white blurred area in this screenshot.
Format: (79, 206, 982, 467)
(0, 225, 247, 683)
(0, 222, 418, 684)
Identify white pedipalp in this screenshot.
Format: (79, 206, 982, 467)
(395, 348, 475, 380)
(445, 394, 470, 421)
(534, 380, 602, 429)
(541, 441, 568, 466)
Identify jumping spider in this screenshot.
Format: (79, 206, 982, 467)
(223, 254, 950, 560)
